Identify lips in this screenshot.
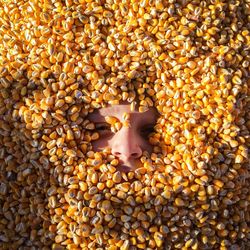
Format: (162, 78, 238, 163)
(117, 165, 132, 173)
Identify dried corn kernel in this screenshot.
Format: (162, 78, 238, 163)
(0, 0, 249, 249)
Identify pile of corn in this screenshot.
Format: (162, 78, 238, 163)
(0, 0, 250, 249)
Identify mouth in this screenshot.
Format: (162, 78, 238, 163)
(117, 165, 132, 173)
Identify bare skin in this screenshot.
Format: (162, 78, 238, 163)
(87, 102, 159, 172)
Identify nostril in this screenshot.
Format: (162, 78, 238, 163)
(112, 151, 121, 156)
(131, 152, 140, 157)
(111, 140, 143, 159)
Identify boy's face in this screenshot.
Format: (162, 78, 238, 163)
(87, 102, 158, 172)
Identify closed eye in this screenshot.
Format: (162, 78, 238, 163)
(95, 122, 111, 131)
(141, 125, 155, 137)
(95, 123, 113, 137)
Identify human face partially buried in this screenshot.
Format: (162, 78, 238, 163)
(87, 102, 159, 173)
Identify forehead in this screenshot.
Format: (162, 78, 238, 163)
(88, 103, 158, 121)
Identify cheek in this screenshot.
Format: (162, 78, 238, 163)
(91, 137, 110, 151)
(132, 134, 154, 153)
(142, 140, 154, 153)
(139, 134, 155, 153)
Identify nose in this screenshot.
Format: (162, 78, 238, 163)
(111, 127, 143, 162)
